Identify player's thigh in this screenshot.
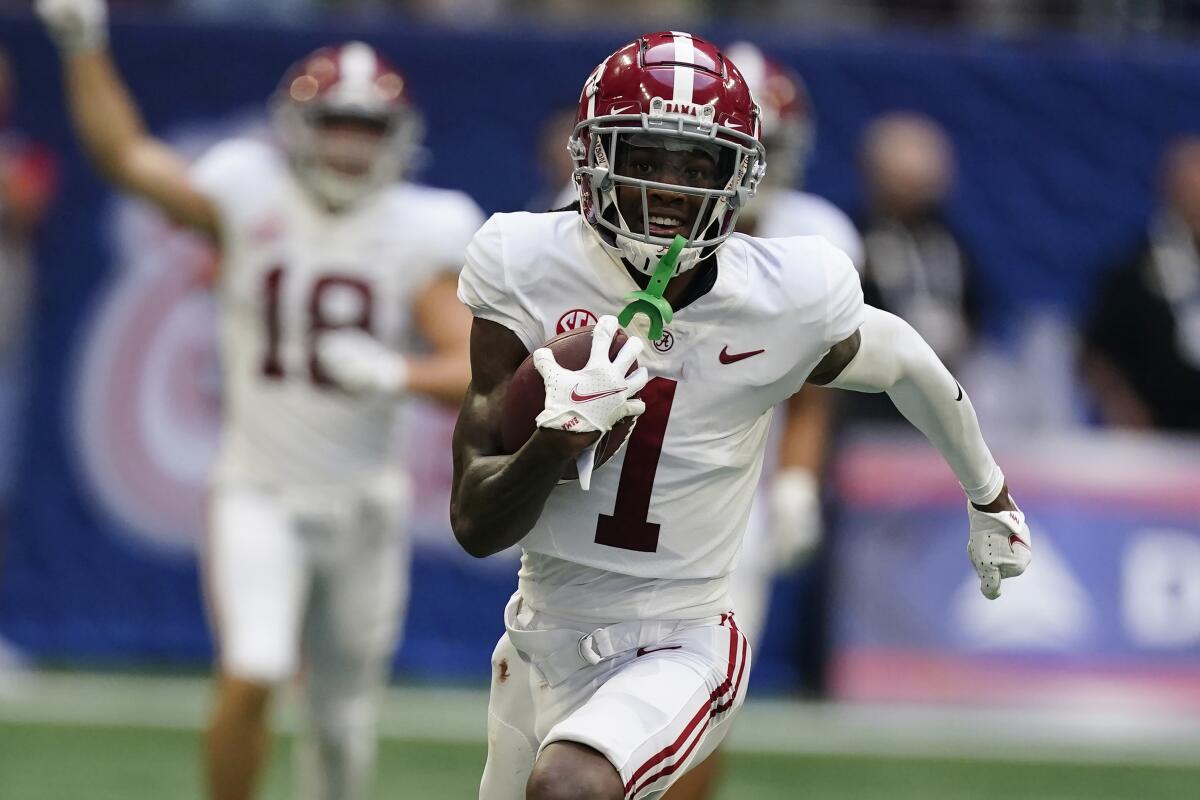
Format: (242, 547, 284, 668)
(205, 486, 308, 684)
(542, 621, 751, 800)
(303, 495, 408, 681)
(479, 634, 539, 800)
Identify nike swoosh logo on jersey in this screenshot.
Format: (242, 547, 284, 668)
(570, 386, 625, 403)
(636, 645, 683, 657)
(955, 382, 963, 401)
(1009, 533, 1030, 550)
(719, 346, 765, 364)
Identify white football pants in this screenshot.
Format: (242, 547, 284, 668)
(204, 475, 410, 800)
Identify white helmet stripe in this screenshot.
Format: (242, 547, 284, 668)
(585, 54, 611, 119)
(670, 31, 695, 105)
(339, 41, 378, 100)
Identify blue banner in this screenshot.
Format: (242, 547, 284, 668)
(830, 433, 1200, 711)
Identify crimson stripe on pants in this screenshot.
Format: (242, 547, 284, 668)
(622, 619, 746, 798)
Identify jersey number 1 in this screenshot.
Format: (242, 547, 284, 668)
(594, 377, 677, 553)
(261, 266, 374, 386)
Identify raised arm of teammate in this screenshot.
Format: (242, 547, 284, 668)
(36, 0, 218, 238)
(809, 305, 1032, 599)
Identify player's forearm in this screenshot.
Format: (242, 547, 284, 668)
(777, 386, 830, 473)
(827, 306, 1004, 504)
(61, 50, 150, 185)
(451, 431, 593, 558)
(405, 353, 472, 408)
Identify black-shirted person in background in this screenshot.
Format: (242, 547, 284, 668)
(1083, 137, 1200, 432)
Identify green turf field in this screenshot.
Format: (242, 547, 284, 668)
(2, 672, 1199, 799)
(1, 721, 1198, 800)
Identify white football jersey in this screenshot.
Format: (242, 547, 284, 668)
(192, 138, 484, 487)
(459, 211, 863, 621)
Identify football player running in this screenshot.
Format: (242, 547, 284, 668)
(453, 32, 1031, 800)
(37, 2, 483, 800)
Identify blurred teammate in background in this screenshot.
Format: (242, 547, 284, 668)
(1082, 137, 1200, 431)
(858, 112, 982, 375)
(0, 47, 59, 666)
(36, 2, 482, 799)
(662, 42, 865, 800)
(454, 31, 1031, 799)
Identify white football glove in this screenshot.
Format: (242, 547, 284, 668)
(316, 328, 408, 396)
(36, 0, 109, 54)
(967, 502, 1033, 600)
(769, 468, 822, 569)
(533, 315, 648, 435)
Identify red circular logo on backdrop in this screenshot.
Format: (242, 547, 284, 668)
(556, 308, 598, 334)
(73, 197, 221, 553)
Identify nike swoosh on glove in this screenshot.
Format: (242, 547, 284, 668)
(533, 315, 649, 434)
(316, 328, 408, 395)
(967, 502, 1033, 600)
(36, 0, 109, 53)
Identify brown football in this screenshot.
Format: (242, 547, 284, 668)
(498, 324, 639, 480)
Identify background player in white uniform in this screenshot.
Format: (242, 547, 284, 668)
(37, 2, 483, 799)
(452, 32, 1032, 800)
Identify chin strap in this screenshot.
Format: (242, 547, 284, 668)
(618, 235, 683, 341)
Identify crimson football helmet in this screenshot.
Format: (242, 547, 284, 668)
(724, 42, 813, 191)
(570, 32, 767, 275)
(271, 41, 422, 208)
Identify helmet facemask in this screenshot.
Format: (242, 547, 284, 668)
(573, 101, 766, 276)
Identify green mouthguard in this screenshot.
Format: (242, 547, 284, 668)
(617, 235, 683, 341)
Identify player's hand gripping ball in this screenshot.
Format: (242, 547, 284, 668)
(499, 317, 647, 480)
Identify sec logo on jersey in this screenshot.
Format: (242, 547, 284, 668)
(555, 308, 598, 334)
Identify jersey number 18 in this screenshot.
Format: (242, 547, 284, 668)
(260, 265, 374, 387)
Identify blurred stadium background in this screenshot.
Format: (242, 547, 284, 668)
(3, 2, 1200, 798)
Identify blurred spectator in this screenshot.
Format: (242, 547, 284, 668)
(1082, 137, 1200, 432)
(525, 105, 577, 211)
(857, 112, 982, 373)
(0, 47, 58, 659)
